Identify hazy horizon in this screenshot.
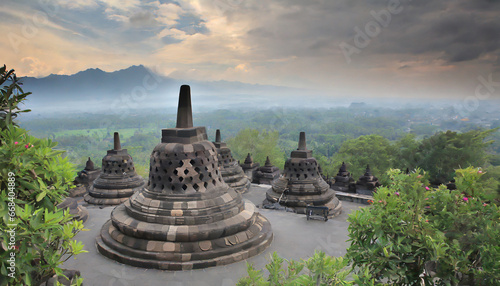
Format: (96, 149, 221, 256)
(3, 0, 500, 103)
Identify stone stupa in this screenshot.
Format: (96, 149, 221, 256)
(254, 156, 280, 185)
(84, 133, 145, 205)
(355, 165, 381, 196)
(331, 162, 356, 193)
(57, 197, 89, 222)
(240, 153, 260, 182)
(265, 132, 342, 217)
(96, 85, 273, 270)
(212, 129, 251, 193)
(71, 157, 101, 197)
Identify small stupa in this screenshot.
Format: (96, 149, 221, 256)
(71, 157, 101, 197)
(265, 132, 342, 217)
(355, 165, 381, 196)
(332, 162, 356, 193)
(212, 129, 251, 193)
(84, 133, 145, 205)
(446, 179, 457, 190)
(240, 153, 260, 182)
(96, 85, 273, 270)
(254, 156, 280, 185)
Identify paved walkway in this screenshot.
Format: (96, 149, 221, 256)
(63, 185, 364, 286)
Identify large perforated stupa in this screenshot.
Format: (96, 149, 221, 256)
(265, 132, 342, 217)
(96, 85, 273, 270)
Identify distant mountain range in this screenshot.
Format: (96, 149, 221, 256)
(20, 65, 316, 114)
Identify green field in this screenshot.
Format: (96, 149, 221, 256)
(54, 127, 153, 140)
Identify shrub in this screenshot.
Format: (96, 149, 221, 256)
(1, 66, 86, 285)
(237, 251, 354, 286)
(0, 65, 31, 130)
(347, 167, 500, 285)
(0, 127, 88, 285)
(0, 127, 75, 209)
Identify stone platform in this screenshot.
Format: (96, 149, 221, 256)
(64, 184, 364, 285)
(335, 191, 373, 205)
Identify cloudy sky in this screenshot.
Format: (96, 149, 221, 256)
(2, 0, 500, 99)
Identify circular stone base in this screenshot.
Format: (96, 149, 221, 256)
(84, 185, 142, 205)
(69, 185, 88, 197)
(84, 195, 129, 205)
(285, 198, 342, 218)
(95, 214, 273, 270)
(356, 188, 374, 196)
(227, 178, 251, 193)
(265, 187, 342, 218)
(221, 168, 251, 193)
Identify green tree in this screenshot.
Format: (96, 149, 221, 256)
(347, 168, 500, 285)
(480, 165, 500, 200)
(394, 133, 420, 170)
(227, 128, 286, 168)
(0, 66, 85, 285)
(415, 130, 495, 185)
(0, 65, 31, 130)
(333, 134, 397, 179)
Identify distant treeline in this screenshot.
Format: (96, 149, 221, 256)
(19, 106, 500, 197)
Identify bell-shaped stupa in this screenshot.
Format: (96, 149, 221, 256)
(332, 162, 356, 193)
(71, 157, 101, 197)
(241, 153, 260, 182)
(213, 129, 251, 193)
(254, 156, 280, 185)
(355, 165, 381, 196)
(84, 133, 145, 205)
(265, 132, 342, 217)
(96, 85, 273, 270)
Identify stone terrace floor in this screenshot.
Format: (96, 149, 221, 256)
(63, 184, 364, 286)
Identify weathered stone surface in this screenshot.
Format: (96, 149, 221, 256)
(57, 197, 89, 222)
(241, 153, 260, 182)
(265, 132, 342, 217)
(254, 156, 280, 185)
(213, 129, 251, 193)
(96, 85, 273, 270)
(71, 157, 100, 197)
(355, 165, 381, 196)
(84, 133, 145, 205)
(331, 162, 356, 193)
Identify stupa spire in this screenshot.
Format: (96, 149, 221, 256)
(113, 132, 121, 150)
(298, 132, 307, 150)
(215, 129, 221, 143)
(265, 156, 272, 167)
(245, 153, 253, 164)
(175, 85, 193, 128)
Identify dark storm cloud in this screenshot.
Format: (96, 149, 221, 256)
(365, 1, 500, 63)
(240, 0, 500, 65)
